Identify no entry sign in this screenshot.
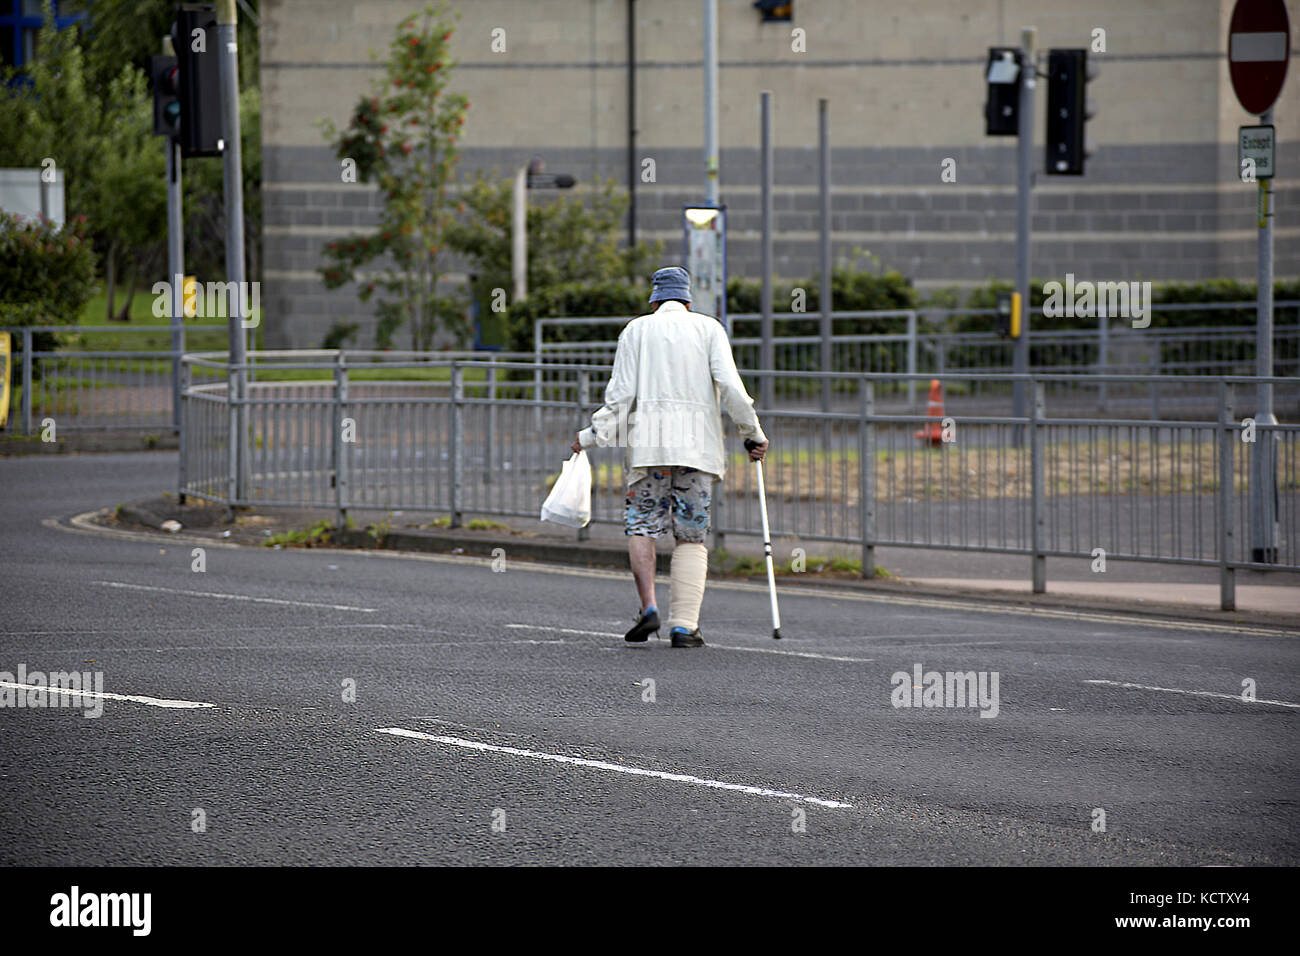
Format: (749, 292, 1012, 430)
(1228, 0, 1291, 114)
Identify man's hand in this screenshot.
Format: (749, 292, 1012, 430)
(745, 439, 769, 462)
(570, 432, 585, 455)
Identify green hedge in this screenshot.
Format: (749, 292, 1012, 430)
(728, 267, 919, 336)
(951, 278, 1300, 333)
(500, 270, 1296, 376)
(0, 212, 97, 383)
(503, 279, 649, 352)
(0, 212, 97, 326)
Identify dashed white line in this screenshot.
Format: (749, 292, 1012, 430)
(862, 640, 1004, 648)
(375, 727, 853, 808)
(505, 623, 873, 662)
(14, 638, 571, 654)
(59, 511, 1297, 637)
(1083, 679, 1300, 709)
(0, 681, 214, 709)
(92, 580, 377, 613)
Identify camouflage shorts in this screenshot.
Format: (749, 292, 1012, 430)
(624, 467, 713, 542)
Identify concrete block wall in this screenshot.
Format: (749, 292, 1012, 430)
(260, 0, 1298, 348)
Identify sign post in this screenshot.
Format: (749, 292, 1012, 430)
(682, 205, 728, 333)
(1228, 0, 1289, 564)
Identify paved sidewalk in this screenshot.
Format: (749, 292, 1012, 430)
(516, 514, 1300, 620)
(911, 577, 1297, 616)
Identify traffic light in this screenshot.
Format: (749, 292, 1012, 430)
(150, 55, 180, 138)
(1045, 48, 1094, 175)
(984, 47, 1022, 136)
(171, 4, 223, 158)
(752, 0, 793, 20)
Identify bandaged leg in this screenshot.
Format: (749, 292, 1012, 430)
(667, 541, 709, 631)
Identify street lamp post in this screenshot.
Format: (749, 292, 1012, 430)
(515, 158, 577, 436)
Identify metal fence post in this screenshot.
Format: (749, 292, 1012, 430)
(20, 328, 32, 435)
(333, 352, 349, 530)
(450, 360, 464, 528)
(576, 370, 590, 542)
(226, 357, 238, 511)
(533, 322, 544, 436)
(178, 357, 190, 504)
(859, 377, 876, 578)
(1218, 382, 1236, 611)
(484, 354, 496, 484)
(906, 310, 917, 408)
(1097, 308, 1109, 413)
(1150, 346, 1161, 420)
(1030, 379, 1046, 593)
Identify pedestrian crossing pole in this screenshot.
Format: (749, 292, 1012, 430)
(163, 34, 185, 435)
(1012, 26, 1036, 444)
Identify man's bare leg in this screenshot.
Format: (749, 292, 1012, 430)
(628, 535, 658, 611)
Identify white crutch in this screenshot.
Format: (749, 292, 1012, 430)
(753, 455, 783, 640)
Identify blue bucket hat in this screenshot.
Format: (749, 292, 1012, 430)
(648, 266, 691, 305)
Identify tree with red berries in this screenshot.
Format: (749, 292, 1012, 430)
(320, 3, 469, 349)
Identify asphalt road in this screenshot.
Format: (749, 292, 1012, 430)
(1, 451, 1296, 865)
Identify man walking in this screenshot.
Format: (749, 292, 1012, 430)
(572, 267, 768, 648)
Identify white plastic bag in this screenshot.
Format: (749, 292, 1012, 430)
(540, 451, 592, 528)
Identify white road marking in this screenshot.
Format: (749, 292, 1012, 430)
(375, 727, 853, 809)
(860, 640, 1003, 648)
(338, 550, 1300, 639)
(505, 623, 873, 662)
(11, 639, 572, 654)
(1083, 680, 1300, 709)
(0, 681, 214, 709)
(704, 644, 872, 663)
(507, 624, 613, 639)
(92, 580, 377, 613)
(59, 511, 1297, 638)
(4, 623, 427, 636)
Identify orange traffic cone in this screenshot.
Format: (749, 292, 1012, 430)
(914, 379, 944, 447)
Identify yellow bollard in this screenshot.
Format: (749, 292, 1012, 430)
(182, 275, 198, 318)
(0, 332, 10, 429)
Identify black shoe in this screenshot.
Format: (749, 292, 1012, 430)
(624, 608, 660, 643)
(670, 627, 705, 648)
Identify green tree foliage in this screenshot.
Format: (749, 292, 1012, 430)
(444, 172, 662, 351)
(0, 3, 262, 318)
(319, 3, 469, 350)
(72, 0, 259, 91)
(0, 7, 161, 319)
(727, 248, 918, 337)
(500, 280, 651, 352)
(0, 211, 97, 325)
(0, 2, 261, 314)
(0, 210, 97, 375)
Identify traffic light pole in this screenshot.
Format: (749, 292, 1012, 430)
(1012, 26, 1036, 436)
(167, 137, 184, 434)
(217, 0, 248, 503)
(163, 36, 185, 436)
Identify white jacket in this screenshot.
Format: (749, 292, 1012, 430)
(576, 300, 767, 485)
